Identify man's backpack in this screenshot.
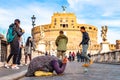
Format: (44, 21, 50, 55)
(6, 24, 16, 43)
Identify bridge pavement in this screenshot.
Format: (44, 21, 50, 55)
(19, 61, 120, 80)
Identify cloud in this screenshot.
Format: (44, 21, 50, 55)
(0, 0, 68, 41)
(77, 18, 120, 28)
(0, 0, 120, 44)
(0, 3, 55, 40)
(98, 29, 120, 44)
(67, 0, 120, 44)
(77, 18, 120, 43)
(67, 0, 120, 17)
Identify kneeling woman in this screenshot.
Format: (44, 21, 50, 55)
(25, 56, 67, 77)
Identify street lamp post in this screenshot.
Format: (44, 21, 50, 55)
(31, 15, 36, 52)
(31, 15, 36, 27)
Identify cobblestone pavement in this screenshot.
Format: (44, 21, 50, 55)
(19, 61, 120, 80)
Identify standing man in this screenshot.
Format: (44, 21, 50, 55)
(55, 30, 68, 59)
(79, 26, 93, 66)
(5, 19, 25, 69)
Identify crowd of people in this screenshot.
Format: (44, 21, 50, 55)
(4, 19, 93, 76)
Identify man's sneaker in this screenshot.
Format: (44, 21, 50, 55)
(90, 60, 93, 65)
(82, 64, 86, 67)
(82, 64, 90, 67)
(4, 64, 9, 68)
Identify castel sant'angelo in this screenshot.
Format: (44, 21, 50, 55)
(32, 7, 116, 55)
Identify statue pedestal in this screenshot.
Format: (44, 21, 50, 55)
(100, 42, 110, 53)
(37, 40, 46, 53)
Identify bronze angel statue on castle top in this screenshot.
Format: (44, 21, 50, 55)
(101, 25, 108, 42)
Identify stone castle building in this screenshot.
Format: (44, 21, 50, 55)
(32, 10, 115, 55)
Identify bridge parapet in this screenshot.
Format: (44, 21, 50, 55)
(91, 49, 120, 63)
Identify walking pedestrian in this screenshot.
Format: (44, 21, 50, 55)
(5, 19, 24, 69)
(24, 36, 33, 65)
(79, 26, 93, 67)
(45, 51, 48, 56)
(55, 30, 68, 59)
(76, 51, 81, 62)
(72, 51, 75, 61)
(68, 51, 72, 61)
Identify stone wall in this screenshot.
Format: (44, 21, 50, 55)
(0, 40, 7, 62)
(0, 40, 8, 67)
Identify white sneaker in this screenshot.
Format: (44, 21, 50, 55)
(4, 64, 9, 68)
(11, 65, 20, 69)
(18, 64, 23, 66)
(15, 66, 20, 69)
(25, 64, 28, 65)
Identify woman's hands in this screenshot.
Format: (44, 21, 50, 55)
(62, 56, 68, 64)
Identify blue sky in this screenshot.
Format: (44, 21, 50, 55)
(0, 0, 120, 44)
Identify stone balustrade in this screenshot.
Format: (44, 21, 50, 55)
(91, 49, 120, 63)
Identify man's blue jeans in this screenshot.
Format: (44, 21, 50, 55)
(81, 44, 90, 62)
